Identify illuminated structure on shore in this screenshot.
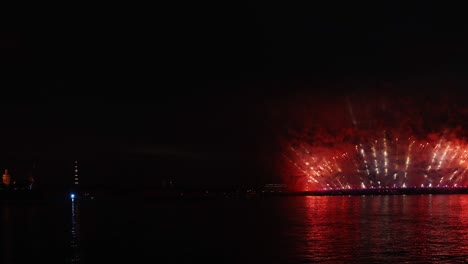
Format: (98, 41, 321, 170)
(2, 169, 11, 187)
(0, 167, 35, 190)
(74, 160, 79, 186)
(69, 160, 94, 200)
(70, 160, 80, 198)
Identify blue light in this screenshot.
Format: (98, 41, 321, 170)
(70, 193, 75, 199)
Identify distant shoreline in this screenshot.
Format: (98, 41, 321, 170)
(263, 187, 468, 196)
(2, 187, 467, 202)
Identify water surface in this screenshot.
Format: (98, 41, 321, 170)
(2, 194, 468, 263)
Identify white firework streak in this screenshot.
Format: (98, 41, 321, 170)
(283, 130, 468, 190)
(437, 144, 451, 170)
(383, 133, 389, 177)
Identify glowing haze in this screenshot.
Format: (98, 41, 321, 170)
(273, 88, 468, 191)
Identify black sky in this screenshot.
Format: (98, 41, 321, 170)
(1, 3, 468, 188)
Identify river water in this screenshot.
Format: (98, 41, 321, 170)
(1, 194, 467, 263)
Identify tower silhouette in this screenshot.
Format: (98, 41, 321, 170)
(74, 160, 79, 186)
(71, 160, 80, 197)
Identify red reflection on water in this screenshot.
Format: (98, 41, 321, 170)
(300, 195, 468, 263)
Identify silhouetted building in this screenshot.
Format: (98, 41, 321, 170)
(263, 183, 288, 193)
(2, 169, 11, 188)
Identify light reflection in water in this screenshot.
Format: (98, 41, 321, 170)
(301, 195, 468, 263)
(71, 198, 81, 263)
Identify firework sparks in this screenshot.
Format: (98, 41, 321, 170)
(282, 132, 468, 191)
(270, 90, 468, 192)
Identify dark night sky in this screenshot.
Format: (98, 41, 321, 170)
(1, 3, 468, 189)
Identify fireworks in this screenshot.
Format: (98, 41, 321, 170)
(274, 92, 468, 192)
(283, 130, 468, 191)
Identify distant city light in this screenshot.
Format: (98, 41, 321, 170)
(70, 193, 75, 199)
